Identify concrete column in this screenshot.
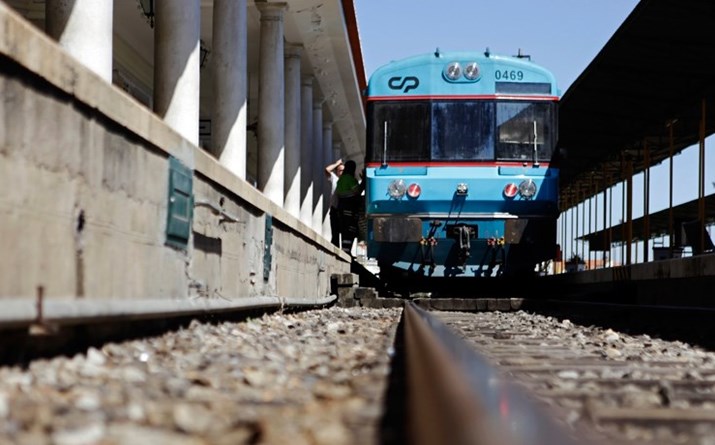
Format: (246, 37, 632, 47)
(46, 0, 113, 82)
(333, 142, 343, 165)
(312, 103, 324, 233)
(299, 78, 314, 226)
(153, 0, 201, 145)
(256, 2, 287, 206)
(283, 44, 302, 218)
(322, 123, 334, 240)
(211, 0, 248, 179)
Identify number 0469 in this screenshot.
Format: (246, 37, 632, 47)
(495, 70, 524, 81)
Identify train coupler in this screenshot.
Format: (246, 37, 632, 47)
(487, 236, 505, 247)
(418, 236, 437, 275)
(456, 226, 472, 265)
(479, 238, 506, 277)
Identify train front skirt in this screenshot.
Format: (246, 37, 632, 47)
(366, 217, 556, 277)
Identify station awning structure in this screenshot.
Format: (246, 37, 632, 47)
(578, 194, 715, 253)
(557, 0, 715, 211)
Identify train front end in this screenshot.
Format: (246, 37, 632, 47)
(364, 50, 561, 278)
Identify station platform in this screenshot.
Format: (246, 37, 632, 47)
(541, 253, 715, 307)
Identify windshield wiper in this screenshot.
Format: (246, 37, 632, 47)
(532, 120, 540, 167)
(382, 121, 388, 167)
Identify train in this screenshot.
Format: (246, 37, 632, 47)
(362, 48, 561, 282)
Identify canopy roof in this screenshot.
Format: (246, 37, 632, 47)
(557, 0, 715, 209)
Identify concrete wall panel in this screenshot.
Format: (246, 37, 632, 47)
(0, 6, 349, 322)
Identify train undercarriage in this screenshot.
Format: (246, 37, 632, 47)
(367, 217, 557, 295)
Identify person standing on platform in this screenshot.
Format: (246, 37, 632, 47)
(325, 158, 344, 247)
(335, 160, 364, 254)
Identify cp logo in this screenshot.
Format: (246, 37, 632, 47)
(388, 76, 419, 93)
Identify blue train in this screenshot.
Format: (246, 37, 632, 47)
(363, 49, 561, 280)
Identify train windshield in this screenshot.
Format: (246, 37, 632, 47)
(432, 101, 495, 160)
(495, 101, 555, 162)
(367, 100, 556, 163)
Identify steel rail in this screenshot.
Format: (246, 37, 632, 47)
(0, 295, 336, 331)
(403, 302, 591, 445)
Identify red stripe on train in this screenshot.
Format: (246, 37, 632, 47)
(366, 95, 559, 102)
(365, 161, 552, 168)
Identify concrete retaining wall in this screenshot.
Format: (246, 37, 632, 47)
(0, 5, 349, 316)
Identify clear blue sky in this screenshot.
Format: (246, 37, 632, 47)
(353, 1, 715, 260)
(354, 0, 639, 94)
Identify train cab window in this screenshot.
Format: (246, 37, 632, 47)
(431, 101, 495, 161)
(367, 102, 430, 162)
(495, 101, 555, 162)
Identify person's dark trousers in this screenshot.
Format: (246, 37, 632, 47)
(340, 208, 358, 254)
(329, 207, 340, 247)
(338, 195, 360, 255)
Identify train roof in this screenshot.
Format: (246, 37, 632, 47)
(366, 50, 559, 98)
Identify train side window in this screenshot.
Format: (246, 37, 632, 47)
(368, 102, 430, 162)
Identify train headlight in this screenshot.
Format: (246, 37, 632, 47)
(503, 183, 518, 198)
(407, 183, 421, 199)
(456, 183, 468, 196)
(387, 179, 407, 199)
(464, 62, 480, 80)
(444, 62, 462, 80)
(518, 180, 537, 199)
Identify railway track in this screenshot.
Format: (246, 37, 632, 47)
(429, 307, 715, 444)
(387, 303, 601, 445)
(0, 306, 402, 444)
(6, 287, 715, 445)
